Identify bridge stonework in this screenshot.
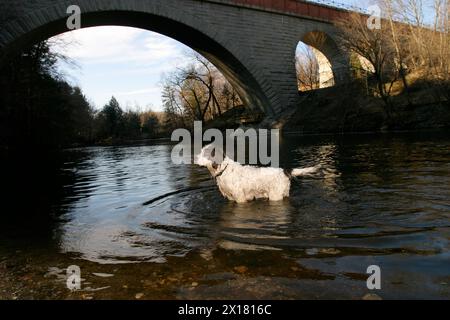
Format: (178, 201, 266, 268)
(0, 0, 351, 117)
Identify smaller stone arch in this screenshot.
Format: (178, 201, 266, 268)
(300, 30, 350, 85)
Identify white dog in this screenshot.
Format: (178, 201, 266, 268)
(195, 144, 318, 203)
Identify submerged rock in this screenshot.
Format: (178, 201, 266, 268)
(362, 293, 383, 300)
(135, 293, 144, 299)
(234, 266, 248, 274)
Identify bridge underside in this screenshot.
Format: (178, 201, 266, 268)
(0, 0, 350, 120)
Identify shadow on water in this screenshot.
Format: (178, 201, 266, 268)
(0, 132, 449, 299)
(0, 150, 86, 247)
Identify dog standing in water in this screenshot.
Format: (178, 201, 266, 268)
(195, 144, 318, 203)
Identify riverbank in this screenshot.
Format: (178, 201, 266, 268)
(26, 83, 449, 152)
(281, 83, 450, 135)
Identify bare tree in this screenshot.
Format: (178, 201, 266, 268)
(296, 45, 320, 91)
(391, 0, 450, 104)
(380, 0, 414, 105)
(335, 12, 399, 120)
(220, 82, 241, 110)
(161, 53, 242, 126)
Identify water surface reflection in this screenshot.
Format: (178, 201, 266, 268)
(0, 133, 449, 299)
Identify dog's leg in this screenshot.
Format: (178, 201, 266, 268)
(234, 194, 248, 203)
(269, 193, 284, 202)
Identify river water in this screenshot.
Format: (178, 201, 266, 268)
(0, 132, 449, 299)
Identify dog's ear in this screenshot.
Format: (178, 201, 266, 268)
(211, 148, 219, 170)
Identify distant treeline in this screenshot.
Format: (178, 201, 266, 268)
(93, 96, 166, 144)
(0, 39, 247, 152)
(0, 40, 169, 151)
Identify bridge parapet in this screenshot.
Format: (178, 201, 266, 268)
(203, 0, 367, 22)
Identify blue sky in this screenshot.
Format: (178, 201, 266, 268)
(50, 0, 434, 111)
(52, 26, 193, 111)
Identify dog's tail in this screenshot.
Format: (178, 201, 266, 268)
(290, 166, 320, 177)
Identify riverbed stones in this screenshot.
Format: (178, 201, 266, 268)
(362, 293, 383, 300)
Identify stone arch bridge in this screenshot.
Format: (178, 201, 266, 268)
(0, 0, 357, 118)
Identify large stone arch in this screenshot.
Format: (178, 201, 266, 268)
(0, 0, 274, 115)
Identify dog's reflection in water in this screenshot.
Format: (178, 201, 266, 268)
(197, 200, 293, 260)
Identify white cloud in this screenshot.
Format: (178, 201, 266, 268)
(50, 26, 195, 110)
(52, 26, 188, 65)
(52, 26, 141, 59)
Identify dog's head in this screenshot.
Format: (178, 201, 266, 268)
(195, 144, 225, 173)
